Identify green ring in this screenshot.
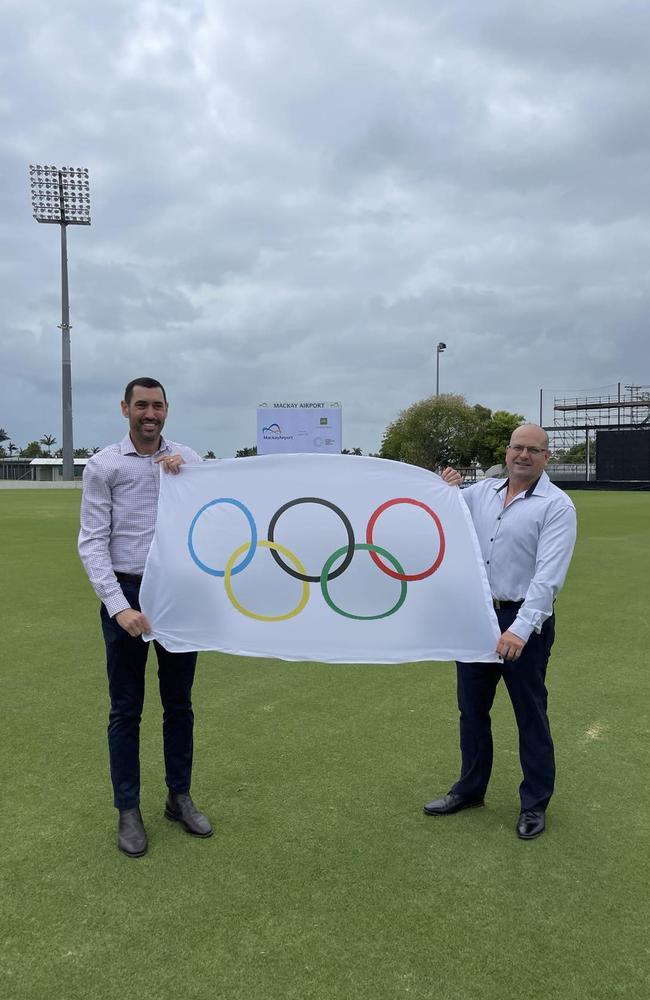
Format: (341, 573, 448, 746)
(320, 543, 408, 620)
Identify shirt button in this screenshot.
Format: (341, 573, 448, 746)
(490, 538, 493, 542)
(486, 560, 490, 564)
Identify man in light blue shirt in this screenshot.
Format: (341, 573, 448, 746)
(79, 377, 213, 858)
(424, 424, 577, 839)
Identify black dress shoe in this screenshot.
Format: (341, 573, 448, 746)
(164, 792, 213, 837)
(118, 808, 148, 857)
(516, 808, 545, 839)
(423, 792, 485, 816)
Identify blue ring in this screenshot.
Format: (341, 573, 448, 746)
(188, 498, 257, 577)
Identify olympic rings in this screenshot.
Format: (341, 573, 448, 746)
(188, 498, 257, 577)
(320, 544, 407, 620)
(366, 498, 445, 581)
(267, 497, 355, 582)
(187, 494, 446, 620)
(224, 540, 310, 622)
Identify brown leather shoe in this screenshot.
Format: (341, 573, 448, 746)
(118, 808, 148, 857)
(164, 792, 213, 838)
(423, 792, 485, 816)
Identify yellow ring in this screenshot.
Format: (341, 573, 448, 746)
(224, 540, 310, 622)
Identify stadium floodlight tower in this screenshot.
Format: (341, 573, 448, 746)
(29, 164, 91, 481)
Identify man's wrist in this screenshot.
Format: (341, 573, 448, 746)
(106, 594, 131, 618)
(508, 617, 533, 643)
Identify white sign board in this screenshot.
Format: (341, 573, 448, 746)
(257, 402, 342, 454)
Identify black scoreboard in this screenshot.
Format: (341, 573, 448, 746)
(596, 429, 650, 481)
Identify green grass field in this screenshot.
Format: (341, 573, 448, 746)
(1, 489, 649, 1000)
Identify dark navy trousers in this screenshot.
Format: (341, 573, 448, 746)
(100, 580, 197, 810)
(451, 607, 556, 812)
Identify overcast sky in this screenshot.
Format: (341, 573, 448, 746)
(2, 0, 649, 456)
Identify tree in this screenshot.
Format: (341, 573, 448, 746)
(380, 394, 490, 470)
(551, 442, 594, 464)
(235, 446, 257, 457)
(204, 450, 216, 459)
(476, 410, 525, 469)
(20, 440, 45, 458)
(0, 428, 9, 444)
(7, 442, 18, 457)
(380, 394, 526, 471)
(341, 447, 363, 455)
(40, 434, 57, 455)
(74, 447, 90, 458)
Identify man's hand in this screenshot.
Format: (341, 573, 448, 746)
(496, 630, 526, 661)
(441, 467, 463, 487)
(114, 609, 151, 637)
(155, 453, 185, 475)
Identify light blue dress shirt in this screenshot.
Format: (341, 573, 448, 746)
(78, 434, 202, 617)
(461, 470, 577, 643)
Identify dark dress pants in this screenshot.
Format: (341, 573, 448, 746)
(451, 608, 556, 811)
(100, 580, 198, 810)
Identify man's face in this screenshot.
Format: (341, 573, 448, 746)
(504, 425, 550, 482)
(121, 386, 168, 447)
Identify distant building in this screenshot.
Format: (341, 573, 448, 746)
(29, 458, 88, 482)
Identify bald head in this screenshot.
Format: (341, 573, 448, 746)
(505, 423, 551, 488)
(509, 424, 549, 450)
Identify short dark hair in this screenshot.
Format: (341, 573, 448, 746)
(123, 377, 167, 405)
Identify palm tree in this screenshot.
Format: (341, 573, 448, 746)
(40, 434, 57, 455)
(0, 428, 9, 445)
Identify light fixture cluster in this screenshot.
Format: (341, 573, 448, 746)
(29, 164, 91, 225)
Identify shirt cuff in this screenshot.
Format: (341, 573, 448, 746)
(508, 615, 535, 644)
(103, 589, 131, 618)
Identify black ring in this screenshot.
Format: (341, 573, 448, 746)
(267, 497, 355, 583)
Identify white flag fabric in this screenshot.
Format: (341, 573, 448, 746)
(140, 454, 501, 663)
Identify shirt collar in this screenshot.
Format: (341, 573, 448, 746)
(493, 469, 550, 499)
(119, 432, 169, 457)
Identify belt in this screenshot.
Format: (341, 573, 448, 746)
(493, 598, 524, 610)
(115, 572, 143, 584)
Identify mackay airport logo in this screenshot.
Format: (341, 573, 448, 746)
(262, 421, 293, 442)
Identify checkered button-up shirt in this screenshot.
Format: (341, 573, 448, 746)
(78, 433, 202, 617)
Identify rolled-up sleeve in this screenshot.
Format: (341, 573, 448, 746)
(78, 462, 130, 618)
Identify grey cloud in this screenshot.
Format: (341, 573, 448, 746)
(2, 0, 650, 458)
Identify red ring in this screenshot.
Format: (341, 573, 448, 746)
(365, 498, 445, 581)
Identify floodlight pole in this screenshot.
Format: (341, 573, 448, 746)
(435, 342, 446, 396)
(60, 218, 73, 481)
(30, 164, 91, 482)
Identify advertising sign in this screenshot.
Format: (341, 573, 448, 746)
(257, 402, 342, 454)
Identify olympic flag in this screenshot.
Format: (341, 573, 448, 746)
(140, 455, 501, 663)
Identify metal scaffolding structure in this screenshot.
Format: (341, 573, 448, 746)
(543, 383, 650, 454)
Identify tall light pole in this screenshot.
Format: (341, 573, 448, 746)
(29, 164, 91, 481)
(435, 342, 446, 396)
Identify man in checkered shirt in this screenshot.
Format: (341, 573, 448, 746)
(78, 377, 213, 858)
